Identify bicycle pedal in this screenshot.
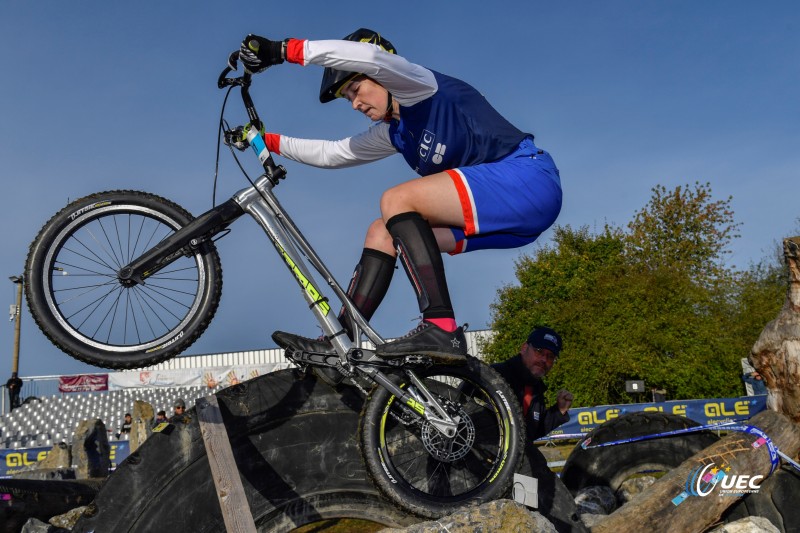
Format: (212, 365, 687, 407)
(284, 348, 339, 368)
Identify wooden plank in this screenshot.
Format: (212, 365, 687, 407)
(197, 395, 257, 533)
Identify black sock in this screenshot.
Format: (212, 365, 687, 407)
(386, 212, 454, 321)
(339, 248, 395, 337)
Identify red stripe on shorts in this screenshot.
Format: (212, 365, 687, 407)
(446, 169, 476, 236)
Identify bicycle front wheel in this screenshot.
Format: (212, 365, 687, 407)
(25, 190, 222, 369)
(359, 356, 524, 518)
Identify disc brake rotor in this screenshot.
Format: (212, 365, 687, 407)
(420, 408, 475, 463)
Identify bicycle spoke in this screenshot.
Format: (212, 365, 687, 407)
(61, 238, 119, 274)
(138, 283, 192, 314)
(91, 219, 125, 270)
(131, 286, 159, 341)
(142, 281, 199, 298)
(130, 214, 147, 261)
(54, 279, 120, 309)
(136, 286, 178, 331)
(101, 286, 126, 343)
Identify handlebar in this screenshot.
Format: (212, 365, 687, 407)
(218, 50, 286, 184)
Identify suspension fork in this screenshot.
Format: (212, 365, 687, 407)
(118, 198, 245, 284)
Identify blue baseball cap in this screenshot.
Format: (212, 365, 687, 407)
(527, 327, 563, 356)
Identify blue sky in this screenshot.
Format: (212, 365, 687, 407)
(1, 2, 798, 378)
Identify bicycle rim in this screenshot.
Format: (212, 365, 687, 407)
(42, 204, 208, 353)
(376, 370, 511, 500)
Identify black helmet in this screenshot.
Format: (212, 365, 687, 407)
(319, 28, 396, 104)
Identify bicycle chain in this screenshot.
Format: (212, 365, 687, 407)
(349, 375, 370, 398)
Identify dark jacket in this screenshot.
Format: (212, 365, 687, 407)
(492, 354, 569, 441)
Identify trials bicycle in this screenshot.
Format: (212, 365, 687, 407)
(23, 52, 523, 518)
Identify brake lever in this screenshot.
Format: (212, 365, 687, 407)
(218, 50, 243, 89)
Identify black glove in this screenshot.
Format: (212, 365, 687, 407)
(239, 34, 285, 74)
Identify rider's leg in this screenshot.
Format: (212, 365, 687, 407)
(272, 224, 395, 356)
(338, 244, 395, 339)
(373, 172, 469, 361)
(387, 212, 455, 327)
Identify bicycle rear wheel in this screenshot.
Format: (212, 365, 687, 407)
(25, 190, 222, 369)
(359, 356, 523, 518)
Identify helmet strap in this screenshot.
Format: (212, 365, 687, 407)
(383, 91, 394, 122)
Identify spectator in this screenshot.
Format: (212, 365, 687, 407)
(117, 413, 132, 439)
(492, 327, 573, 441)
(169, 398, 188, 424)
(742, 370, 767, 396)
(153, 410, 168, 427)
(6, 373, 23, 411)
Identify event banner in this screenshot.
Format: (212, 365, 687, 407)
(1, 395, 767, 477)
(0, 441, 130, 479)
(108, 363, 289, 390)
(58, 374, 109, 393)
(543, 395, 768, 439)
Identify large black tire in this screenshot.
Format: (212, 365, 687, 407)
(561, 412, 720, 493)
(25, 190, 222, 369)
(72, 369, 416, 532)
(723, 466, 800, 532)
(359, 356, 524, 519)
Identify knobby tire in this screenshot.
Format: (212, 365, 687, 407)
(25, 190, 222, 369)
(359, 356, 524, 518)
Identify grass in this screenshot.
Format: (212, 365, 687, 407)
(292, 518, 385, 533)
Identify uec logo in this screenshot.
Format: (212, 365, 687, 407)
(686, 463, 763, 496)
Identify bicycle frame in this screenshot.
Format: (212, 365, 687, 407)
(117, 65, 461, 437)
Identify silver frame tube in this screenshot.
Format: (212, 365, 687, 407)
(233, 175, 385, 361)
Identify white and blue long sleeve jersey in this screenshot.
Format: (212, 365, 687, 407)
(268, 38, 530, 175)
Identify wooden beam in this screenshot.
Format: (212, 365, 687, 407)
(751, 236, 800, 423)
(197, 395, 257, 533)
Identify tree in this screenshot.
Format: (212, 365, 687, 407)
(484, 183, 784, 406)
(625, 182, 740, 283)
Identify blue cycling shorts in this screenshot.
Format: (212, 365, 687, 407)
(445, 137, 562, 254)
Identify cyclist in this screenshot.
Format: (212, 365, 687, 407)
(236, 29, 562, 363)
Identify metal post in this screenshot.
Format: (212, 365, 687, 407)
(9, 275, 23, 375)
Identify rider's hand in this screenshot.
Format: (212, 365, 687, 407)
(239, 35, 285, 74)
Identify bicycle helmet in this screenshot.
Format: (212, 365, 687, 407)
(319, 28, 396, 104)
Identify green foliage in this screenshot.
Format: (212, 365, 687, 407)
(485, 183, 786, 407)
(626, 182, 741, 282)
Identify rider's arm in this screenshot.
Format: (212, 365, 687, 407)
(265, 122, 397, 169)
(284, 39, 438, 106)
